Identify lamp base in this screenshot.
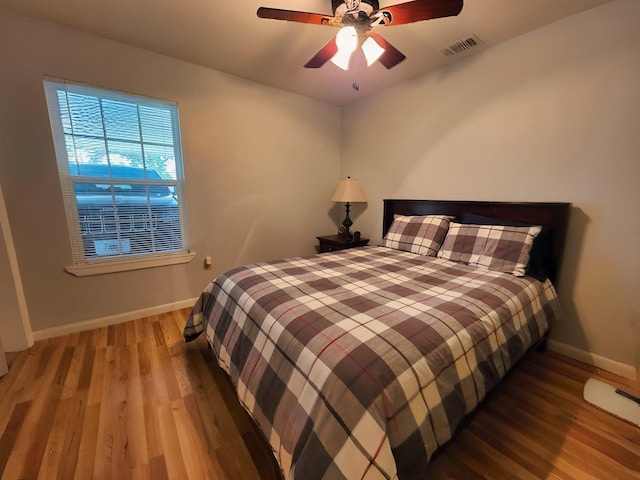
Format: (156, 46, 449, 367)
(341, 202, 353, 241)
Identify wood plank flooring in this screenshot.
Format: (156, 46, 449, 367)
(0, 309, 638, 479)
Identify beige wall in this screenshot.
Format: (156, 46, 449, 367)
(342, 0, 640, 372)
(0, 183, 32, 352)
(0, 13, 341, 335)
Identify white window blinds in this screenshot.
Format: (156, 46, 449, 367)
(44, 79, 190, 266)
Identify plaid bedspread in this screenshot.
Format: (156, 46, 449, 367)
(184, 246, 561, 479)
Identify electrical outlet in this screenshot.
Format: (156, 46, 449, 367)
(204, 255, 212, 270)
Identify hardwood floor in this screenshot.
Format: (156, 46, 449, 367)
(0, 309, 638, 479)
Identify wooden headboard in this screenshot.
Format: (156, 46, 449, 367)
(383, 199, 571, 285)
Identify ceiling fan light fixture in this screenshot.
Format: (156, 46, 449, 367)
(361, 36, 385, 67)
(258, 0, 464, 72)
(330, 26, 358, 70)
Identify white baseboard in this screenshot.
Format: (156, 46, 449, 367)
(547, 339, 638, 381)
(32, 297, 198, 342)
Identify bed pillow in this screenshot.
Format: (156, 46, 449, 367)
(461, 212, 553, 281)
(437, 222, 542, 276)
(382, 215, 454, 256)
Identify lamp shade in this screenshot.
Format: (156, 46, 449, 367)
(330, 26, 358, 71)
(330, 177, 366, 203)
(361, 37, 385, 67)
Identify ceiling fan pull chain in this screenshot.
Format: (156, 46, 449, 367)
(352, 49, 360, 91)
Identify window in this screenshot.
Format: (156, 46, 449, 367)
(44, 79, 192, 275)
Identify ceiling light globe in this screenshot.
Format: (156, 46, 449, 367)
(331, 26, 358, 70)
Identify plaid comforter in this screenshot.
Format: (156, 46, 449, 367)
(184, 246, 561, 479)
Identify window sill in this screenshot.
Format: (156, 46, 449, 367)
(65, 252, 196, 277)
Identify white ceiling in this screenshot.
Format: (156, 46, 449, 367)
(0, 0, 614, 105)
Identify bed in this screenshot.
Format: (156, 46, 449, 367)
(184, 199, 571, 480)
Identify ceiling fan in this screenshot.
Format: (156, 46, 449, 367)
(257, 0, 464, 71)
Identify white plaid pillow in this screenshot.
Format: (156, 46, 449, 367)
(437, 222, 542, 276)
(382, 215, 454, 256)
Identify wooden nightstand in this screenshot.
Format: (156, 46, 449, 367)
(317, 235, 369, 253)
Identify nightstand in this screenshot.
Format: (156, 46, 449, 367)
(317, 235, 369, 253)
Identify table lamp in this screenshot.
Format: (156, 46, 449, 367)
(330, 176, 366, 240)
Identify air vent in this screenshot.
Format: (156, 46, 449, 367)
(440, 35, 484, 57)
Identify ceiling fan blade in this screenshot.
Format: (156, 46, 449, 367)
(257, 7, 333, 25)
(368, 32, 406, 69)
(304, 38, 339, 68)
(380, 0, 463, 26)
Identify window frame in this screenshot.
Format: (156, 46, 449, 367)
(43, 78, 194, 276)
